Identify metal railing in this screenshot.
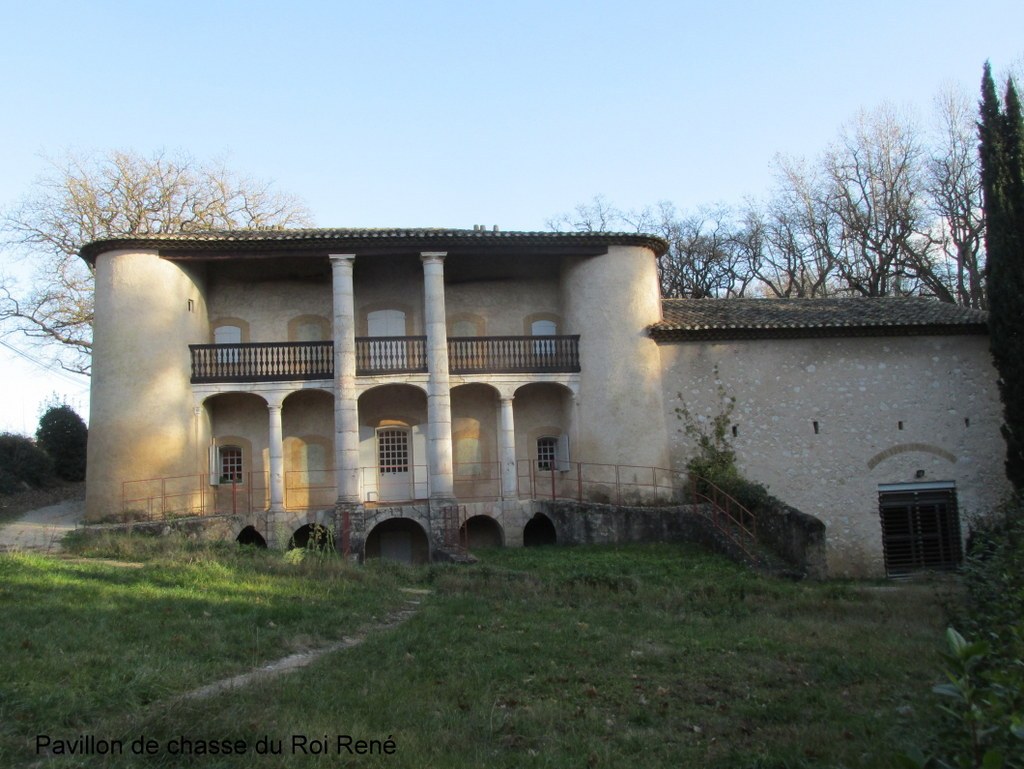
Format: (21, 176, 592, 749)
(355, 336, 428, 374)
(116, 462, 757, 558)
(190, 342, 333, 383)
(448, 335, 580, 374)
(189, 335, 582, 383)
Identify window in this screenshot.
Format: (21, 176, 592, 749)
(878, 482, 962, 577)
(220, 446, 243, 484)
(378, 428, 410, 474)
(531, 319, 557, 358)
(367, 309, 408, 369)
(214, 325, 242, 365)
(536, 436, 557, 471)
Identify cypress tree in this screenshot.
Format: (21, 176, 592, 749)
(980, 63, 1024, 491)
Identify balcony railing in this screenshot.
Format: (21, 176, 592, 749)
(355, 336, 427, 374)
(190, 342, 333, 383)
(190, 335, 581, 383)
(448, 335, 580, 374)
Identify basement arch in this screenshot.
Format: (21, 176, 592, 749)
(523, 513, 557, 547)
(236, 525, 268, 548)
(289, 523, 335, 552)
(460, 515, 504, 549)
(365, 517, 430, 565)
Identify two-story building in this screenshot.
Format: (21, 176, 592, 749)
(80, 227, 1009, 575)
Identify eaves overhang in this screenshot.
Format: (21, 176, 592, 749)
(78, 228, 669, 265)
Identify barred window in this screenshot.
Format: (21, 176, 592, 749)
(220, 446, 243, 484)
(378, 429, 410, 474)
(536, 436, 557, 471)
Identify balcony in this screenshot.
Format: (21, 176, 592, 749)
(190, 335, 580, 383)
(190, 342, 333, 383)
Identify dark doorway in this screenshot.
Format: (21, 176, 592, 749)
(236, 525, 267, 548)
(523, 513, 557, 547)
(289, 523, 335, 552)
(878, 483, 962, 577)
(461, 515, 504, 549)
(365, 517, 430, 564)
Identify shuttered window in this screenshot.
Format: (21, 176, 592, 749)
(878, 483, 962, 577)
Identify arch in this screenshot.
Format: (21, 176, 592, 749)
(867, 443, 958, 470)
(288, 314, 330, 342)
(365, 517, 430, 564)
(236, 525, 267, 548)
(461, 515, 504, 549)
(211, 317, 250, 343)
(523, 312, 561, 336)
(448, 312, 486, 337)
(289, 523, 335, 551)
(523, 513, 557, 547)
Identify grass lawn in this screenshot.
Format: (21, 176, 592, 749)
(0, 537, 949, 768)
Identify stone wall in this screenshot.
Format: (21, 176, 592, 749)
(659, 334, 1010, 576)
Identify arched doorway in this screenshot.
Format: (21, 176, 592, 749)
(236, 525, 267, 548)
(523, 513, 557, 546)
(460, 515, 504, 549)
(365, 517, 430, 564)
(289, 523, 335, 552)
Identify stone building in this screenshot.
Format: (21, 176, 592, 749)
(79, 228, 1008, 576)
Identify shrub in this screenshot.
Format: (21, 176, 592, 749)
(36, 405, 88, 482)
(0, 432, 55, 493)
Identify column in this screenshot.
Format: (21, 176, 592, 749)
(267, 402, 284, 512)
(330, 254, 360, 503)
(499, 396, 517, 499)
(421, 252, 454, 499)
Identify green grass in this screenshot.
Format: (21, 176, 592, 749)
(0, 539, 949, 768)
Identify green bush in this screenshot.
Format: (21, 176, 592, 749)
(0, 432, 55, 493)
(35, 404, 88, 482)
(905, 507, 1024, 768)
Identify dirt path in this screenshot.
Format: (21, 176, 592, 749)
(0, 497, 85, 553)
(177, 588, 430, 701)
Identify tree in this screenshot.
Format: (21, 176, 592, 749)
(979, 63, 1024, 491)
(1, 149, 313, 374)
(36, 404, 88, 482)
(927, 86, 986, 309)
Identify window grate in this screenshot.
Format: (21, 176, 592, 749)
(220, 446, 243, 484)
(537, 436, 557, 471)
(879, 486, 962, 577)
(378, 429, 409, 474)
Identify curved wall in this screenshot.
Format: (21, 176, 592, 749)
(561, 245, 669, 474)
(85, 250, 208, 519)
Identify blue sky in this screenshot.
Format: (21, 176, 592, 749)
(1, 0, 1022, 433)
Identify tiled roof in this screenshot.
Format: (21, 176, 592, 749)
(651, 297, 988, 341)
(78, 227, 669, 263)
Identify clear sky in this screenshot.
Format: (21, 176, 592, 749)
(1, 0, 1022, 434)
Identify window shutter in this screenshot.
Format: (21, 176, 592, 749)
(209, 445, 220, 485)
(556, 433, 571, 472)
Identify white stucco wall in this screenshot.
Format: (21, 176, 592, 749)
(659, 334, 1010, 576)
(86, 250, 209, 519)
(562, 246, 669, 474)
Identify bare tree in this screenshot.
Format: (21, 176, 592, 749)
(926, 85, 986, 308)
(1, 149, 312, 374)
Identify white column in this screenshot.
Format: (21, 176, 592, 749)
(499, 396, 517, 499)
(421, 252, 454, 499)
(268, 403, 285, 512)
(330, 254, 360, 503)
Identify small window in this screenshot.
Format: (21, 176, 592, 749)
(220, 446, 243, 484)
(536, 436, 558, 471)
(378, 429, 410, 474)
(531, 319, 557, 358)
(878, 483, 962, 577)
(214, 325, 242, 365)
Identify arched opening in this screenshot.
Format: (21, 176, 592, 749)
(365, 517, 430, 565)
(236, 525, 267, 548)
(460, 515, 504, 549)
(523, 513, 557, 547)
(289, 523, 335, 552)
